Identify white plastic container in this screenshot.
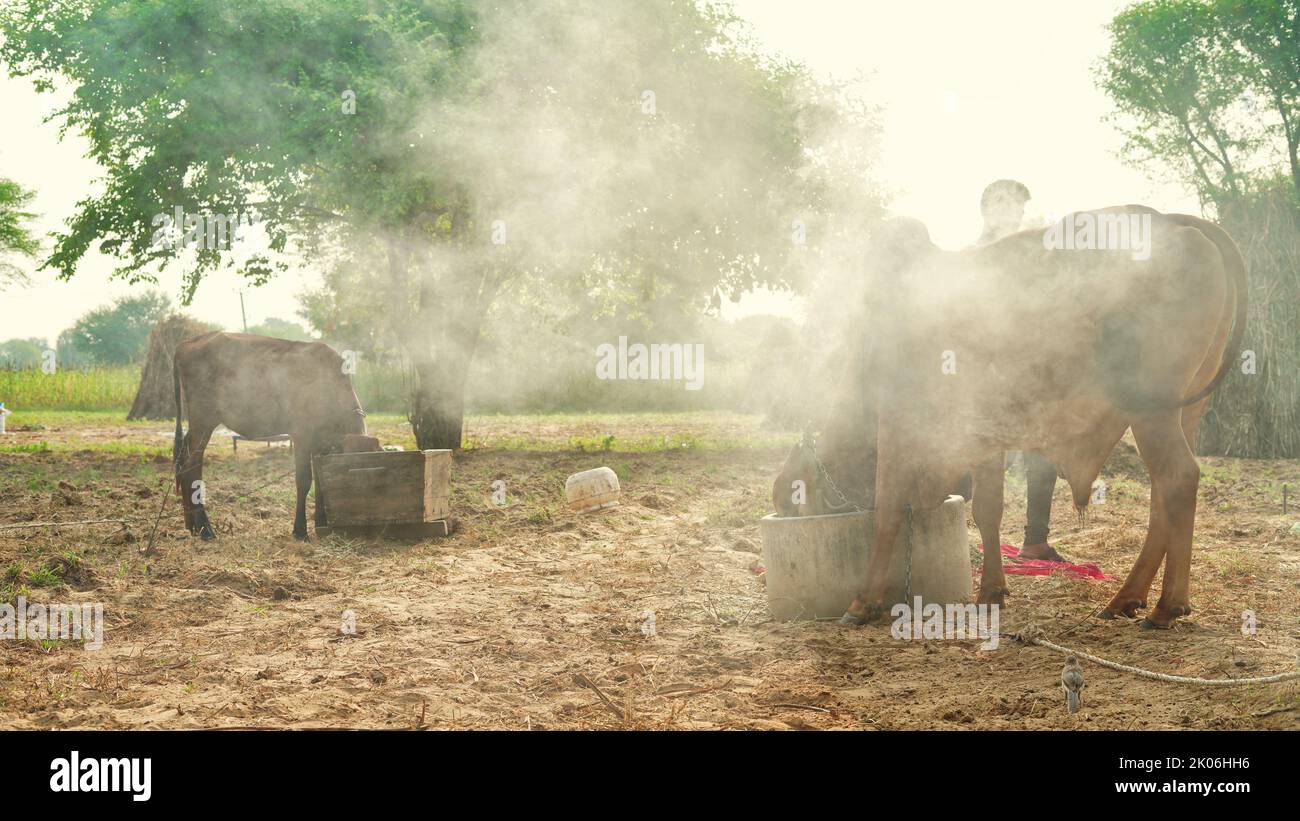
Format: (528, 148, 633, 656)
(565, 467, 620, 513)
(0, 403, 11, 435)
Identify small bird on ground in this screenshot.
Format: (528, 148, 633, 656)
(1061, 655, 1085, 714)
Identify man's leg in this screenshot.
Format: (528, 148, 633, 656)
(1021, 451, 1064, 561)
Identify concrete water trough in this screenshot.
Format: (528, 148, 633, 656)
(758, 495, 971, 621)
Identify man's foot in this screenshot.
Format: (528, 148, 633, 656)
(1019, 542, 1065, 562)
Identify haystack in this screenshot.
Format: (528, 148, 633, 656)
(1198, 191, 1300, 458)
(127, 315, 217, 420)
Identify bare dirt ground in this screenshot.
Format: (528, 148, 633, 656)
(1, 412, 1297, 729)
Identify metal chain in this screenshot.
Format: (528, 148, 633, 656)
(800, 430, 915, 604)
(802, 430, 862, 512)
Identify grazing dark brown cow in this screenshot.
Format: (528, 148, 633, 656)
(173, 332, 368, 540)
(778, 207, 1245, 630)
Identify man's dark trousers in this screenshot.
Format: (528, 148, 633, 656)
(952, 452, 1057, 546)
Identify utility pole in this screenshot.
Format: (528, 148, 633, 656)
(239, 289, 248, 332)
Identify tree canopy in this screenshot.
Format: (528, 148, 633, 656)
(0, 0, 883, 446)
(1098, 0, 1300, 209)
(246, 316, 313, 342)
(0, 175, 40, 288)
(65, 290, 172, 366)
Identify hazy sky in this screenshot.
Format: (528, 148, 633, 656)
(0, 0, 1200, 341)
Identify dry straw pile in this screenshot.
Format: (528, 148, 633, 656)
(1198, 192, 1300, 458)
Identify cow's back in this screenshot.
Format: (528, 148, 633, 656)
(174, 332, 359, 439)
(877, 208, 1237, 454)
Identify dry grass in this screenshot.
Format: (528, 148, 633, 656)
(1202, 191, 1300, 458)
(0, 415, 1296, 729)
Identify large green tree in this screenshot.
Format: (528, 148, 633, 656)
(1, 0, 880, 448)
(1098, 0, 1300, 210)
(66, 290, 171, 366)
(1098, 0, 1300, 458)
(0, 176, 40, 288)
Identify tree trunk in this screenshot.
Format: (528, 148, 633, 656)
(386, 234, 504, 451)
(410, 352, 472, 450)
(407, 278, 493, 451)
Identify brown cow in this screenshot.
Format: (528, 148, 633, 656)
(780, 206, 1245, 630)
(173, 332, 368, 540)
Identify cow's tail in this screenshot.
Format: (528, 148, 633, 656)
(1166, 217, 1248, 408)
(172, 358, 187, 494)
(1097, 218, 1247, 413)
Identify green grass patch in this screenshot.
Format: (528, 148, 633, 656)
(0, 441, 51, 454)
(0, 367, 140, 411)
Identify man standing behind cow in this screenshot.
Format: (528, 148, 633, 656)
(969, 179, 1064, 562)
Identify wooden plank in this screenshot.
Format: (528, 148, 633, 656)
(423, 449, 452, 520)
(315, 519, 456, 540)
(314, 449, 451, 526)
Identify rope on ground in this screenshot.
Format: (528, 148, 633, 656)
(1007, 624, 1300, 686)
(0, 518, 130, 531)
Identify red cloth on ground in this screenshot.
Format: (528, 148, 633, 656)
(975, 543, 1115, 580)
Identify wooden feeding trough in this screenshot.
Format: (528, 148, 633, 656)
(312, 449, 455, 539)
(758, 496, 971, 621)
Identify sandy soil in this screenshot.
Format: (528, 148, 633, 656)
(0, 414, 1296, 729)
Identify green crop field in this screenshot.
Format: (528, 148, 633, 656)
(0, 367, 140, 411)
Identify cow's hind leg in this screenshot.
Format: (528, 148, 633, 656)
(178, 423, 217, 541)
(1100, 482, 1164, 619)
(1126, 413, 1199, 628)
(1100, 406, 1209, 621)
(1100, 412, 1195, 621)
(972, 455, 1009, 605)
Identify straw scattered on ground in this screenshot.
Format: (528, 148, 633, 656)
(0, 413, 1296, 729)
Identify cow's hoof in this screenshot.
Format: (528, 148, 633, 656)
(1142, 604, 1191, 629)
(1100, 598, 1145, 620)
(976, 586, 1008, 606)
(200, 527, 216, 542)
(293, 531, 310, 542)
(840, 600, 885, 626)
